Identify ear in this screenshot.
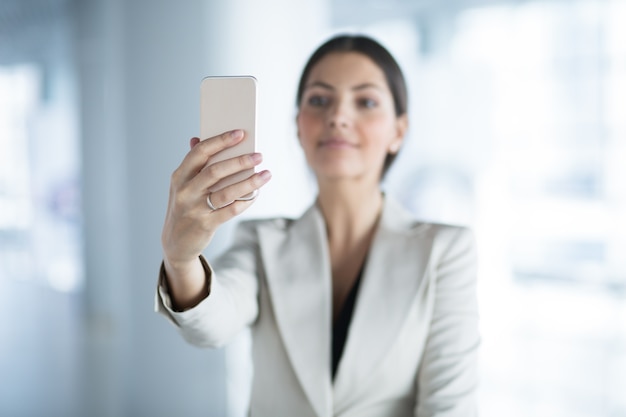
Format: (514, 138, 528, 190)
(389, 113, 408, 154)
(295, 112, 303, 144)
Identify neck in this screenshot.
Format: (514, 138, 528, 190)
(316, 178, 384, 244)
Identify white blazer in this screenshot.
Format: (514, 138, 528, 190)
(156, 196, 479, 417)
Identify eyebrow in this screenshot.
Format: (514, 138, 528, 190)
(305, 81, 384, 92)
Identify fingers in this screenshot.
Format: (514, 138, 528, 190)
(206, 170, 272, 212)
(173, 130, 245, 186)
(180, 145, 265, 199)
(205, 198, 257, 224)
(162, 131, 269, 269)
(189, 151, 261, 194)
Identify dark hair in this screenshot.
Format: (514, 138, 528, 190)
(296, 34, 408, 177)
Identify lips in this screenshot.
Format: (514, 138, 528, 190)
(318, 137, 357, 148)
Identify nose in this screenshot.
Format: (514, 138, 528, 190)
(328, 98, 351, 128)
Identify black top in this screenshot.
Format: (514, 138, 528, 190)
(331, 265, 364, 380)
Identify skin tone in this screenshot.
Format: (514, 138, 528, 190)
(161, 130, 272, 310)
(296, 52, 407, 320)
(162, 51, 407, 316)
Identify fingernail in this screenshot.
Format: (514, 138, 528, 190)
(259, 170, 272, 181)
(230, 130, 244, 140)
(251, 153, 262, 163)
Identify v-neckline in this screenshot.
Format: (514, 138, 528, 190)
(331, 260, 365, 380)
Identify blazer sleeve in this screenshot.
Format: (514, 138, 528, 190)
(415, 226, 480, 417)
(154, 220, 261, 348)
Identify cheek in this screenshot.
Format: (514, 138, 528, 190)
(360, 116, 398, 148)
(297, 111, 322, 140)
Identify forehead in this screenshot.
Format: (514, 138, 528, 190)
(305, 52, 388, 88)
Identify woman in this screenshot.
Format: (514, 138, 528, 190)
(157, 35, 479, 417)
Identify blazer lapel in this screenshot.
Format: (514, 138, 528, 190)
(332, 197, 433, 404)
(257, 206, 333, 417)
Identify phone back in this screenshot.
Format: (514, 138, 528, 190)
(200, 76, 257, 193)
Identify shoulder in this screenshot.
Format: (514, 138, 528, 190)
(233, 216, 300, 244)
(418, 222, 475, 245)
(406, 222, 476, 265)
(382, 197, 476, 265)
(237, 203, 320, 235)
(238, 216, 296, 233)
(383, 195, 474, 241)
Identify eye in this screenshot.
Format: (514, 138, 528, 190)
(358, 98, 378, 109)
(307, 95, 330, 107)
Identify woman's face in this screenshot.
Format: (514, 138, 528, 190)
(296, 52, 407, 183)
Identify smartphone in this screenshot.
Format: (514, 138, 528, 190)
(200, 75, 257, 199)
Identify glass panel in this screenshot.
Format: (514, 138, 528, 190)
(0, 64, 82, 292)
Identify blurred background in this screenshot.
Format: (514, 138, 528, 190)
(0, 0, 625, 416)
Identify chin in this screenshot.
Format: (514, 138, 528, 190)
(315, 168, 372, 183)
(311, 162, 354, 177)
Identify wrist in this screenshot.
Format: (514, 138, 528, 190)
(163, 255, 202, 277)
(162, 255, 210, 311)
